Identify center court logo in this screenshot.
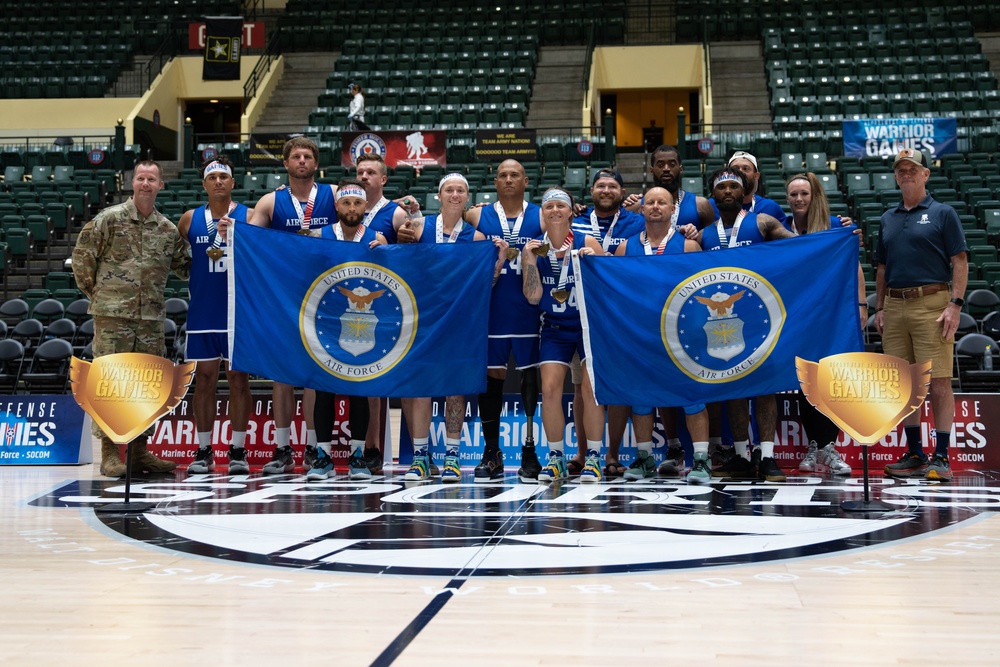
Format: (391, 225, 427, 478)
(301, 262, 416, 381)
(31, 477, 985, 578)
(663, 267, 784, 383)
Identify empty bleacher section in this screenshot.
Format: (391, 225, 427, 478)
(0, 0, 243, 99)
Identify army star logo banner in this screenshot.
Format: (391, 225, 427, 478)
(576, 227, 864, 407)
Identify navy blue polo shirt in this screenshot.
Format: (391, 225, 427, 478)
(874, 195, 967, 288)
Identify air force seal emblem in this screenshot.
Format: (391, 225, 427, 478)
(301, 263, 416, 380)
(662, 268, 783, 382)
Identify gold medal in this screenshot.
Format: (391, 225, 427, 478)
(206, 248, 224, 261)
(533, 242, 550, 256)
(551, 289, 570, 303)
(505, 247, 519, 261)
(297, 229, 312, 236)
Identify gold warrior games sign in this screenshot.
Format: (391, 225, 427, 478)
(70, 353, 195, 444)
(796, 352, 931, 444)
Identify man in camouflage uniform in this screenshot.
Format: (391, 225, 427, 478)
(72, 160, 192, 476)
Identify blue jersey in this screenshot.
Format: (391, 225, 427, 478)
(535, 232, 588, 329)
(476, 202, 544, 337)
(571, 206, 645, 254)
(319, 223, 380, 246)
(270, 184, 335, 233)
(622, 228, 687, 256)
(187, 202, 249, 332)
(416, 215, 478, 244)
(362, 198, 401, 244)
(673, 190, 702, 227)
(701, 213, 765, 251)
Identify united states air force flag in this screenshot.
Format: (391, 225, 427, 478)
(575, 226, 864, 407)
(228, 224, 495, 397)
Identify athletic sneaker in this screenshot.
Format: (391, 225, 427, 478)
(474, 448, 504, 483)
(227, 446, 250, 475)
(687, 452, 712, 485)
(537, 450, 567, 483)
(625, 449, 656, 481)
(884, 451, 929, 478)
(758, 456, 787, 482)
(657, 445, 684, 476)
(712, 450, 756, 479)
(262, 446, 295, 475)
(925, 454, 953, 481)
(363, 447, 383, 475)
(348, 449, 372, 481)
(816, 443, 852, 475)
(518, 444, 542, 483)
(441, 450, 462, 483)
(428, 452, 440, 476)
(303, 445, 318, 472)
(186, 446, 215, 475)
(799, 442, 819, 472)
(404, 450, 432, 481)
(579, 450, 602, 483)
(306, 450, 334, 481)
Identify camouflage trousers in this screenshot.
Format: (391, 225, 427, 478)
(90, 317, 165, 440)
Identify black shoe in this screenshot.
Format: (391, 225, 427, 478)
(518, 444, 542, 483)
(227, 446, 250, 475)
(262, 446, 295, 475)
(758, 456, 787, 482)
(363, 447, 383, 474)
(474, 448, 505, 483)
(303, 445, 319, 472)
(712, 449, 756, 479)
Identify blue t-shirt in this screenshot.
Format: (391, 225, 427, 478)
(270, 184, 335, 233)
(571, 206, 645, 254)
(622, 228, 687, 256)
(875, 195, 967, 287)
(476, 202, 544, 337)
(362, 198, 401, 244)
(701, 213, 766, 251)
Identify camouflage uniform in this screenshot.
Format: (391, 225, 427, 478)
(72, 198, 191, 473)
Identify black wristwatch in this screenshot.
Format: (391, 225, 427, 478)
(950, 297, 965, 307)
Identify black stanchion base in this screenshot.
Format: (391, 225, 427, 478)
(95, 502, 156, 514)
(841, 499, 895, 512)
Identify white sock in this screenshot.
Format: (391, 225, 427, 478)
(197, 431, 211, 449)
(445, 437, 461, 452)
(735, 440, 750, 460)
(637, 441, 653, 454)
(548, 439, 564, 453)
(275, 427, 290, 449)
(307, 429, 317, 448)
(413, 437, 429, 455)
(694, 441, 709, 455)
(760, 441, 775, 459)
(231, 431, 246, 449)
(586, 439, 603, 454)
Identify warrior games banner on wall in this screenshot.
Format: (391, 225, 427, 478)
(842, 118, 958, 159)
(341, 130, 446, 169)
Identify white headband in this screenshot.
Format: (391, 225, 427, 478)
(203, 161, 232, 178)
(542, 189, 572, 206)
(438, 173, 469, 190)
(336, 185, 367, 202)
(713, 173, 743, 190)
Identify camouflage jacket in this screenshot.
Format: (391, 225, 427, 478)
(72, 198, 191, 320)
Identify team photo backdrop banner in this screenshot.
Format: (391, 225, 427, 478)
(842, 118, 958, 159)
(0, 396, 91, 465)
(341, 130, 447, 169)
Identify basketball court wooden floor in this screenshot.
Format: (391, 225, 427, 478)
(3, 446, 999, 666)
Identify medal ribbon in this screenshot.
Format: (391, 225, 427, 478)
(544, 230, 574, 292)
(715, 209, 748, 249)
(641, 226, 675, 255)
(362, 196, 389, 228)
(333, 222, 367, 242)
(435, 215, 464, 244)
(590, 210, 620, 252)
(290, 184, 318, 231)
(204, 201, 238, 251)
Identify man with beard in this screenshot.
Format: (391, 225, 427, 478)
(628, 145, 716, 229)
(567, 168, 645, 482)
(684, 168, 795, 483)
(464, 160, 546, 483)
(304, 179, 387, 481)
(712, 150, 788, 226)
(248, 137, 336, 474)
(180, 156, 254, 477)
